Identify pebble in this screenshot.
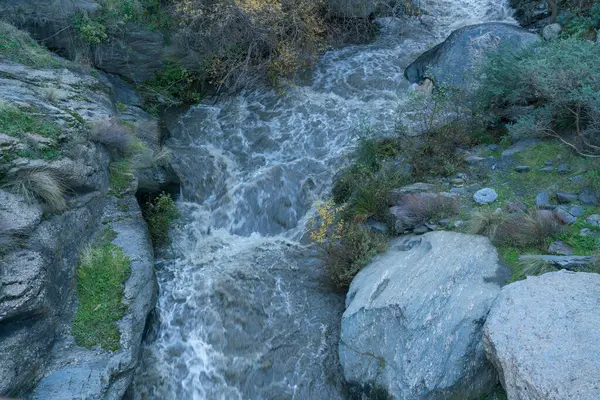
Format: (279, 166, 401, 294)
(548, 241, 573, 256)
(569, 206, 585, 217)
(451, 178, 465, 186)
(535, 191, 552, 208)
(556, 192, 578, 204)
(579, 189, 598, 206)
(557, 163, 570, 174)
(544, 160, 553, 166)
(514, 165, 531, 173)
(585, 214, 600, 228)
(569, 175, 584, 183)
(540, 166, 554, 173)
(474, 188, 498, 204)
(554, 207, 577, 224)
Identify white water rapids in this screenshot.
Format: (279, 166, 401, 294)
(131, 2, 514, 399)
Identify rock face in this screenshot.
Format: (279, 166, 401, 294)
(509, 0, 551, 28)
(484, 271, 600, 399)
(339, 232, 509, 399)
(404, 23, 540, 90)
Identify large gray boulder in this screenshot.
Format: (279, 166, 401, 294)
(484, 270, 600, 400)
(339, 232, 509, 399)
(404, 23, 540, 91)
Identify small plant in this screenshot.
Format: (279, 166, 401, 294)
(74, 12, 109, 45)
(518, 255, 559, 277)
(109, 160, 134, 194)
(2, 168, 67, 211)
(144, 192, 179, 247)
(139, 62, 203, 107)
(0, 21, 62, 68)
(72, 230, 131, 351)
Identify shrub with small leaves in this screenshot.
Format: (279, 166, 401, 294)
(144, 192, 179, 247)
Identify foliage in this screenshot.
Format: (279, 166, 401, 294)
(0, 22, 63, 68)
(144, 192, 179, 247)
(72, 229, 131, 351)
(392, 193, 460, 233)
(0, 103, 61, 140)
(478, 38, 600, 156)
(558, 1, 600, 38)
(109, 159, 134, 194)
(139, 61, 204, 106)
(2, 168, 68, 211)
(74, 12, 109, 44)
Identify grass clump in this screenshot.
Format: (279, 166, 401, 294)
(139, 61, 204, 108)
(72, 229, 131, 351)
(144, 192, 179, 247)
(2, 168, 68, 211)
(0, 22, 62, 68)
(0, 102, 61, 140)
(392, 193, 460, 233)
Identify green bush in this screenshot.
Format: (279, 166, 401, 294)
(74, 12, 109, 45)
(144, 192, 179, 247)
(558, 2, 600, 38)
(72, 231, 131, 351)
(478, 38, 600, 156)
(140, 62, 204, 107)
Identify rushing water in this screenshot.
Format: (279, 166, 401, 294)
(132, 2, 514, 399)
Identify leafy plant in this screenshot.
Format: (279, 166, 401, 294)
(140, 62, 204, 107)
(144, 192, 179, 247)
(74, 12, 109, 45)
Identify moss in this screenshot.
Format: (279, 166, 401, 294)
(0, 22, 63, 68)
(0, 103, 61, 139)
(72, 228, 131, 351)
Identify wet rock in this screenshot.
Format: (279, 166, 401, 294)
(586, 214, 600, 228)
(404, 23, 540, 91)
(501, 138, 540, 157)
(0, 189, 43, 236)
(518, 255, 596, 270)
(553, 206, 577, 224)
(556, 192, 578, 204)
(547, 240, 573, 256)
(579, 189, 598, 206)
(514, 165, 531, 173)
(474, 188, 498, 204)
(569, 206, 585, 217)
(484, 271, 600, 400)
(542, 23, 562, 40)
(340, 232, 508, 399)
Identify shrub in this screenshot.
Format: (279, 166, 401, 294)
(72, 232, 131, 351)
(139, 62, 204, 106)
(3, 168, 67, 211)
(346, 171, 410, 221)
(558, 2, 600, 38)
(478, 38, 600, 156)
(0, 22, 62, 68)
(74, 12, 109, 45)
(518, 255, 559, 276)
(144, 192, 179, 247)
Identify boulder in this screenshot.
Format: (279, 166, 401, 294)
(542, 23, 562, 40)
(474, 188, 498, 204)
(509, 0, 551, 28)
(339, 232, 509, 399)
(0, 189, 43, 236)
(484, 271, 600, 399)
(404, 23, 540, 91)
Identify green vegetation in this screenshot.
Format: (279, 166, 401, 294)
(478, 38, 600, 156)
(0, 22, 63, 68)
(558, 1, 600, 38)
(74, 12, 109, 44)
(2, 168, 67, 211)
(109, 159, 134, 194)
(144, 192, 179, 247)
(139, 62, 204, 108)
(0, 102, 61, 140)
(72, 228, 131, 351)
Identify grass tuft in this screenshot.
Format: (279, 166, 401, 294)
(72, 233, 131, 351)
(144, 192, 179, 247)
(3, 168, 67, 211)
(0, 22, 63, 68)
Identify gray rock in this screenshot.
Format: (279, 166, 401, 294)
(404, 23, 540, 91)
(542, 23, 562, 40)
(539, 166, 554, 172)
(547, 241, 573, 256)
(569, 206, 585, 217)
(474, 188, 498, 204)
(514, 165, 531, 172)
(586, 214, 600, 228)
(0, 189, 43, 236)
(569, 175, 584, 182)
(553, 206, 577, 224)
(556, 191, 578, 204)
(501, 138, 540, 157)
(544, 160, 553, 166)
(579, 189, 598, 206)
(518, 254, 596, 270)
(340, 232, 508, 399)
(509, 0, 551, 27)
(535, 190, 552, 208)
(366, 218, 388, 234)
(465, 155, 485, 163)
(484, 271, 600, 400)
(389, 182, 436, 205)
(557, 163, 570, 174)
(412, 225, 429, 234)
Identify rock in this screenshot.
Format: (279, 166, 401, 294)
(514, 165, 531, 172)
(579, 189, 598, 206)
(535, 190, 552, 208)
(340, 232, 508, 399)
(586, 214, 600, 228)
(557, 163, 570, 174)
(389, 182, 436, 205)
(553, 206, 577, 224)
(484, 271, 600, 400)
(438, 218, 451, 227)
(404, 23, 540, 91)
(569, 175, 584, 182)
(542, 23, 562, 40)
(518, 254, 596, 270)
(544, 160, 553, 166)
(451, 178, 465, 185)
(366, 218, 388, 234)
(412, 225, 429, 234)
(501, 138, 540, 156)
(547, 240, 573, 256)
(453, 220, 465, 228)
(0, 189, 43, 236)
(509, 0, 551, 27)
(539, 166, 554, 172)
(465, 155, 485, 163)
(474, 188, 498, 204)
(569, 206, 585, 217)
(556, 191, 578, 204)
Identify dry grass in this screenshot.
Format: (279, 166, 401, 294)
(518, 255, 558, 277)
(3, 168, 68, 211)
(393, 194, 460, 233)
(89, 120, 134, 156)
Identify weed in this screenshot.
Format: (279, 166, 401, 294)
(72, 231, 131, 351)
(2, 168, 67, 211)
(144, 192, 179, 247)
(109, 160, 134, 194)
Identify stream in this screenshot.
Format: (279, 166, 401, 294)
(131, 2, 514, 398)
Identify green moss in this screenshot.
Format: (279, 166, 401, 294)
(72, 229, 131, 351)
(0, 22, 63, 68)
(0, 103, 61, 139)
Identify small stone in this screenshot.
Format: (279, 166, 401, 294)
(453, 220, 464, 228)
(554, 207, 577, 224)
(450, 187, 466, 195)
(570, 206, 585, 217)
(424, 222, 438, 230)
(579, 189, 598, 206)
(540, 166, 554, 173)
(438, 218, 451, 227)
(514, 165, 531, 173)
(542, 23, 562, 40)
(465, 155, 485, 163)
(586, 214, 600, 228)
(556, 192, 578, 204)
(544, 160, 553, 166)
(557, 163, 570, 174)
(456, 173, 468, 179)
(548, 241, 573, 256)
(451, 178, 465, 186)
(474, 188, 498, 204)
(535, 191, 552, 208)
(569, 175, 584, 182)
(580, 228, 596, 237)
(413, 225, 429, 234)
